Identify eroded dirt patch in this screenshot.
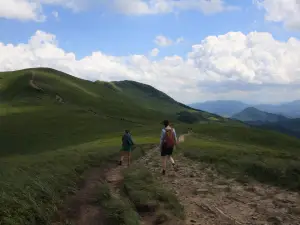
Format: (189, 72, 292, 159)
(135, 142, 300, 225)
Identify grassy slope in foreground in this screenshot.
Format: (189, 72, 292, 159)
(0, 67, 209, 224)
(180, 123, 300, 190)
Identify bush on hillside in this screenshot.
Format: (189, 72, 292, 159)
(177, 111, 200, 124)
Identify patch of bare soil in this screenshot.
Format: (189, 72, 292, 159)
(53, 167, 107, 225)
(135, 136, 300, 225)
(29, 73, 44, 91)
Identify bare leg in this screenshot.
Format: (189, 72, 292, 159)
(169, 155, 175, 164)
(120, 151, 125, 161)
(119, 151, 125, 165)
(161, 156, 167, 173)
(127, 152, 131, 167)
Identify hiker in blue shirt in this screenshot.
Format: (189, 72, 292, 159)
(159, 120, 178, 175)
(119, 130, 134, 167)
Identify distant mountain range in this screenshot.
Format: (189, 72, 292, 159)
(231, 107, 289, 123)
(229, 107, 300, 139)
(189, 100, 249, 118)
(190, 100, 300, 118)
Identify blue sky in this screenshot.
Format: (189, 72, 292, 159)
(0, 0, 300, 104)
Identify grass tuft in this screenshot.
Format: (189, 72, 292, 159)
(91, 183, 140, 225)
(123, 166, 184, 220)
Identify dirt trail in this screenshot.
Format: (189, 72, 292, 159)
(135, 134, 300, 225)
(55, 134, 300, 225)
(29, 72, 43, 91)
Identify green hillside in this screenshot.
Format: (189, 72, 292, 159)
(0, 67, 225, 156)
(180, 124, 300, 190)
(256, 118, 300, 139)
(232, 107, 288, 123)
(1, 68, 300, 224)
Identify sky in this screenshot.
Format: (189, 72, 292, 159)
(0, 0, 300, 104)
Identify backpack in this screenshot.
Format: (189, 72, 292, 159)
(122, 133, 133, 146)
(163, 128, 175, 148)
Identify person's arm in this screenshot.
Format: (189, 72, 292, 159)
(172, 128, 178, 144)
(159, 129, 165, 148)
(129, 135, 134, 145)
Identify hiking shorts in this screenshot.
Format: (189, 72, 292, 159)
(121, 146, 132, 152)
(161, 147, 173, 156)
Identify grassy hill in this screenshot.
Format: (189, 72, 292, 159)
(0, 67, 226, 157)
(231, 107, 288, 123)
(1, 67, 300, 224)
(180, 123, 300, 190)
(254, 118, 300, 139)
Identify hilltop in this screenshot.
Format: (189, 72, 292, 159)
(231, 107, 300, 139)
(231, 107, 289, 123)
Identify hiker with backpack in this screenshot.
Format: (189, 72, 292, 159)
(119, 130, 134, 167)
(159, 120, 178, 175)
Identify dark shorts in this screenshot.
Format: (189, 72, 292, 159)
(161, 147, 173, 156)
(121, 146, 132, 152)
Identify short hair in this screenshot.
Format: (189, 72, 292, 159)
(125, 129, 130, 133)
(163, 120, 169, 127)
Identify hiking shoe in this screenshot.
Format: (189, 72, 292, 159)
(118, 161, 122, 166)
(162, 170, 166, 175)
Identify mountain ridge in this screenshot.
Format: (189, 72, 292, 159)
(190, 100, 300, 118)
(231, 107, 289, 123)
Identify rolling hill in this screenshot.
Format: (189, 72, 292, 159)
(231, 107, 289, 123)
(231, 107, 300, 139)
(0, 67, 226, 156)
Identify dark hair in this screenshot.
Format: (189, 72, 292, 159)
(163, 120, 169, 127)
(125, 129, 130, 133)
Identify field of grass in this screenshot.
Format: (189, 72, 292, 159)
(180, 124, 300, 190)
(0, 134, 159, 225)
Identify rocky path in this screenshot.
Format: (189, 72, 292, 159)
(134, 135, 300, 225)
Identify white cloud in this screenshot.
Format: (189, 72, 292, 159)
(154, 35, 184, 47)
(0, 0, 237, 21)
(110, 0, 237, 15)
(154, 35, 173, 47)
(0, 0, 45, 21)
(0, 30, 300, 104)
(52, 11, 59, 19)
(149, 48, 160, 57)
(176, 37, 184, 44)
(255, 0, 300, 30)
